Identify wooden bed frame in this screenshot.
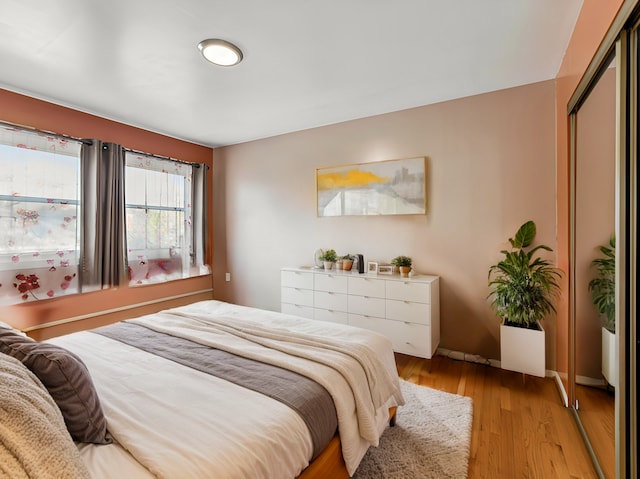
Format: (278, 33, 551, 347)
(298, 406, 397, 479)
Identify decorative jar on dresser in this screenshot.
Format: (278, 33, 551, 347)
(281, 267, 440, 359)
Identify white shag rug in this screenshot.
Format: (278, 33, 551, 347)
(353, 380, 473, 479)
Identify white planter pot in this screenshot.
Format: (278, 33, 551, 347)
(500, 321, 545, 377)
(601, 326, 617, 388)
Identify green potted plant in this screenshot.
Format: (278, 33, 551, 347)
(588, 234, 616, 387)
(341, 254, 355, 271)
(319, 249, 338, 270)
(391, 255, 412, 277)
(488, 220, 561, 377)
(588, 235, 615, 331)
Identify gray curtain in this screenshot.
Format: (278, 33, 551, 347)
(191, 164, 209, 268)
(80, 141, 128, 290)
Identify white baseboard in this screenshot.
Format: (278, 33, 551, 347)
(552, 371, 569, 407)
(576, 374, 607, 387)
(22, 288, 213, 332)
(436, 348, 498, 367)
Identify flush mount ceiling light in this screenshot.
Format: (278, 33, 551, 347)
(198, 39, 243, 67)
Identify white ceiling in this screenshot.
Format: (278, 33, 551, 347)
(0, 0, 583, 148)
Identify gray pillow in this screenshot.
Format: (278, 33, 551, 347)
(0, 326, 111, 444)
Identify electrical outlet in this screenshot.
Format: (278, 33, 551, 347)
(225, 272, 231, 282)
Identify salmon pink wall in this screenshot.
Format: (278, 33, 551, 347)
(0, 88, 214, 334)
(214, 80, 557, 364)
(554, 0, 623, 377)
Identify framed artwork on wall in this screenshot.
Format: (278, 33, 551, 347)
(316, 157, 426, 217)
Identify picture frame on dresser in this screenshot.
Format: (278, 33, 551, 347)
(367, 262, 379, 274)
(378, 265, 393, 275)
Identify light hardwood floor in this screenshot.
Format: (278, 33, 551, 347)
(394, 353, 600, 479)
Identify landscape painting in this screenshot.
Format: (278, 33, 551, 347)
(316, 157, 426, 216)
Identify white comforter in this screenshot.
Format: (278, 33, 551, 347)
(48, 300, 404, 478)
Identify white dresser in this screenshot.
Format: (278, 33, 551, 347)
(281, 267, 440, 359)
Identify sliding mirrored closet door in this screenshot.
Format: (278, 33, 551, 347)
(569, 3, 639, 477)
(572, 52, 617, 479)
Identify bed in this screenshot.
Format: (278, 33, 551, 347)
(0, 300, 404, 479)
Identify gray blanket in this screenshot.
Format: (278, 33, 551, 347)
(92, 322, 337, 459)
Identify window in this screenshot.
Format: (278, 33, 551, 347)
(125, 152, 194, 285)
(0, 126, 81, 304)
(0, 124, 209, 305)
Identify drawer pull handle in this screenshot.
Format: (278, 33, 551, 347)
(404, 322, 411, 325)
(405, 341, 411, 345)
(404, 300, 410, 304)
(404, 281, 409, 285)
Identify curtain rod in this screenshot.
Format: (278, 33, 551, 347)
(124, 147, 202, 168)
(1, 119, 205, 169)
(0, 119, 92, 145)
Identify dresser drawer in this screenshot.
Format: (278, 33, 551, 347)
(386, 299, 431, 325)
(348, 276, 385, 298)
(281, 286, 314, 307)
(348, 295, 385, 318)
(348, 314, 386, 335)
(314, 291, 348, 312)
(281, 270, 314, 289)
(281, 303, 314, 320)
(349, 315, 432, 358)
(386, 280, 431, 303)
(314, 308, 348, 325)
(314, 273, 348, 293)
(390, 322, 433, 358)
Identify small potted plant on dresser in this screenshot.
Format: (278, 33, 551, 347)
(391, 256, 412, 277)
(588, 234, 616, 388)
(319, 249, 338, 270)
(488, 220, 561, 378)
(341, 254, 355, 271)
